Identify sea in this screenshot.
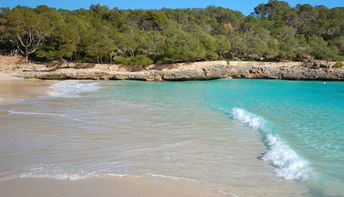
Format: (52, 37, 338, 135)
(0, 79, 343, 196)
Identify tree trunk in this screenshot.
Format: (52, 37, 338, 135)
(25, 47, 29, 62)
(109, 53, 113, 64)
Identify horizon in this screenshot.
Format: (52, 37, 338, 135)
(0, 0, 343, 15)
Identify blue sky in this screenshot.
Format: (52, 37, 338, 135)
(0, 0, 343, 15)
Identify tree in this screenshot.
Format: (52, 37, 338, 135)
(36, 22, 79, 61)
(215, 35, 231, 58)
(160, 27, 206, 63)
(5, 7, 52, 61)
(84, 32, 113, 63)
(0, 10, 6, 42)
(113, 31, 138, 58)
(139, 11, 168, 31)
(90, 4, 110, 18)
(33, 6, 80, 61)
(141, 31, 165, 62)
(196, 31, 218, 60)
(270, 24, 296, 42)
(331, 36, 344, 56)
(307, 35, 338, 60)
(254, 0, 292, 21)
(228, 32, 248, 58)
(0, 3, 343, 64)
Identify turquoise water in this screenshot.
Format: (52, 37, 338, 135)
(206, 80, 344, 194)
(105, 79, 344, 194)
(0, 79, 343, 196)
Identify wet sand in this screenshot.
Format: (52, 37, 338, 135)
(0, 176, 309, 197)
(0, 177, 226, 197)
(0, 73, 53, 106)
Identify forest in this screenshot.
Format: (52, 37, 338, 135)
(0, 0, 343, 65)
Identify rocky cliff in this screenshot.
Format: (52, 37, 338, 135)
(1, 56, 343, 81)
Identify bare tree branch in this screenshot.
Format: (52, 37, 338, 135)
(16, 41, 25, 54)
(17, 34, 27, 48)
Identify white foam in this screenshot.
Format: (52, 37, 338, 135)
(15, 164, 132, 181)
(8, 110, 65, 117)
(19, 172, 87, 181)
(19, 170, 129, 181)
(147, 173, 197, 182)
(19, 173, 130, 181)
(216, 188, 240, 197)
(230, 108, 310, 181)
(47, 81, 101, 98)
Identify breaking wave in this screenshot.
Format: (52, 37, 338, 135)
(47, 80, 101, 98)
(229, 107, 311, 181)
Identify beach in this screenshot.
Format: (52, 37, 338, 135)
(1, 0, 344, 196)
(0, 177, 227, 197)
(0, 77, 343, 196)
(0, 76, 226, 197)
(0, 73, 53, 106)
(0, 77, 309, 197)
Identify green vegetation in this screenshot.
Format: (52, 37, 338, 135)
(0, 0, 343, 65)
(333, 62, 344, 68)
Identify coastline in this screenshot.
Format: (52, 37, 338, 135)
(1, 56, 343, 81)
(0, 78, 224, 197)
(0, 175, 308, 197)
(1, 1, 343, 195)
(0, 78, 310, 197)
(0, 73, 53, 106)
(0, 77, 329, 197)
(1, 59, 343, 196)
(0, 177, 225, 197)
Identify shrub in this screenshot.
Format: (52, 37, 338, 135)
(333, 62, 344, 68)
(113, 56, 128, 65)
(113, 55, 153, 66)
(127, 55, 153, 66)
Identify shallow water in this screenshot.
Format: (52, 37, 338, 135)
(0, 79, 343, 196)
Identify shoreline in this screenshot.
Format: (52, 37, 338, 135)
(0, 177, 224, 197)
(1, 56, 343, 81)
(0, 76, 311, 197)
(0, 62, 341, 197)
(0, 73, 53, 106)
(0, 175, 308, 197)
